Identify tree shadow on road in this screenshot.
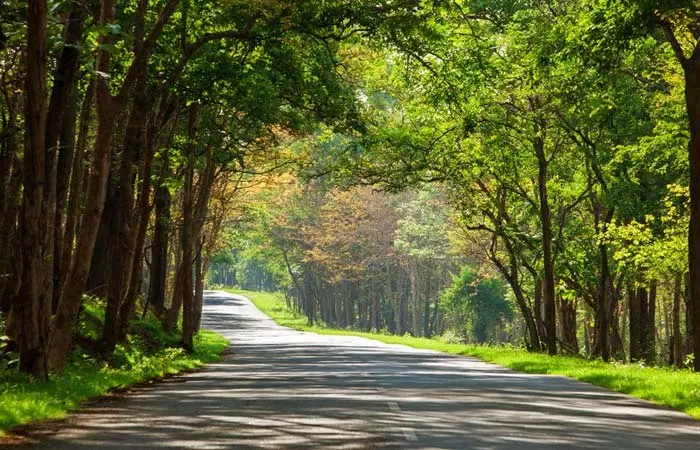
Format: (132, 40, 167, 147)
(14, 293, 700, 449)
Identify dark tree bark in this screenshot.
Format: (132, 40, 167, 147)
(102, 78, 150, 354)
(534, 278, 545, 346)
(558, 298, 579, 354)
(629, 285, 643, 362)
(534, 133, 556, 356)
(164, 104, 199, 338)
(115, 116, 157, 344)
(148, 184, 171, 316)
(659, 17, 700, 372)
(593, 236, 614, 361)
(193, 240, 206, 334)
(48, 1, 87, 311)
(17, 0, 52, 377)
(409, 259, 420, 336)
(17, 0, 51, 378)
(49, 0, 181, 372)
(187, 142, 217, 337)
(0, 114, 22, 318)
(59, 80, 94, 294)
(685, 273, 693, 362)
(370, 279, 380, 331)
(642, 279, 657, 364)
(688, 66, 700, 372)
(672, 273, 683, 367)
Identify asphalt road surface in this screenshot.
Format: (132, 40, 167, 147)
(13, 291, 700, 449)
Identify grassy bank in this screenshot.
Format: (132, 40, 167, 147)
(229, 288, 700, 419)
(0, 308, 228, 435)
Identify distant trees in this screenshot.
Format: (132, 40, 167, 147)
(442, 268, 514, 344)
(217, 179, 518, 343)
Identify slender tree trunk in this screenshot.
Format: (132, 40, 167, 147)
(558, 298, 578, 354)
(60, 80, 94, 291)
(48, 2, 86, 311)
(16, 0, 51, 378)
(643, 279, 657, 364)
(148, 184, 171, 316)
(684, 273, 693, 362)
(102, 78, 149, 353)
(489, 242, 541, 351)
(48, 0, 121, 372)
(115, 127, 156, 344)
(686, 65, 700, 371)
(384, 262, 395, 333)
(535, 134, 556, 355)
(177, 105, 199, 351)
(409, 259, 420, 336)
(672, 273, 682, 367)
(0, 147, 22, 318)
(193, 245, 206, 334)
(370, 279, 379, 331)
(594, 240, 613, 361)
(534, 278, 545, 346)
(629, 285, 643, 362)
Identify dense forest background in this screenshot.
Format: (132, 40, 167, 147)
(2, 0, 700, 380)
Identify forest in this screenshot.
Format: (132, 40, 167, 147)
(1, 0, 700, 383)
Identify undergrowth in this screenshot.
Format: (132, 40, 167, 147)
(0, 299, 228, 435)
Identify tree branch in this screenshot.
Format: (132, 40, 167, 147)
(657, 14, 688, 67)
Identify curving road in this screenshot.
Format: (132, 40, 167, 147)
(14, 291, 700, 449)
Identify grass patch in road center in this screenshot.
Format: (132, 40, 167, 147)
(0, 316, 228, 436)
(229, 288, 700, 420)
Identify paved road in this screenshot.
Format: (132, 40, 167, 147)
(13, 291, 700, 449)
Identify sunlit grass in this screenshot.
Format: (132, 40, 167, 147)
(230, 288, 700, 420)
(0, 320, 228, 435)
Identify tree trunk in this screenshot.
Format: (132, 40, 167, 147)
(672, 273, 683, 367)
(535, 134, 556, 355)
(102, 78, 149, 354)
(593, 237, 615, 361)
(370, 279, 379, 331)
(48, 2, 86, 311)
(193, 245, 206, 334)
(409, 259, 420, 336)
(177, 104, 199, 351)
(115, 125, 156, 344)
(384, 262, 396, 333)
(558, 298, 578, 354)
(684, 273, 693, 363)
(148, 184, 171, 316)
(629, 285, 643, 362)
(685, 63, 700, 372)
(0, 147, 22, 318)
(47, 0, 122, 372)
(16, 0, 51, 378)
(59, 79, 94, 294)
(642, 279, 657, 365)
(534, 278, 546, 347)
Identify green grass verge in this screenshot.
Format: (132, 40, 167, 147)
(229, 288, 700, 420)
(0, 318, 228, 435)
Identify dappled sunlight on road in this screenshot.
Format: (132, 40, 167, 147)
(18, 291, 700, 449)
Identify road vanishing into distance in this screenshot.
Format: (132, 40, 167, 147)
(14, 291, 700, 449)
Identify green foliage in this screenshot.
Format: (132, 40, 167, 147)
(395, 187, 452, 261)
(441, 267, 514, 343)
